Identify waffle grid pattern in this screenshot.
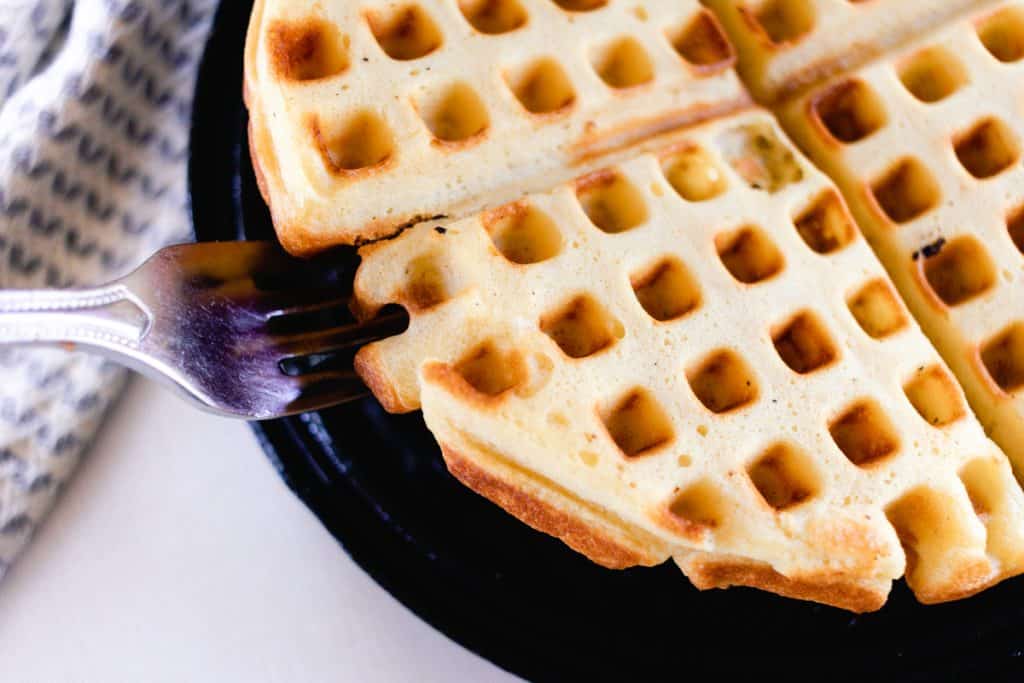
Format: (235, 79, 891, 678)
(780, 2, 1024, 474)
(704, 0, 992, 102)
(246, 0, 749, 252)
(353, 110, 1024, 609)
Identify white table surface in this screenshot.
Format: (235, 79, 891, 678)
(0, 377, 518, 682)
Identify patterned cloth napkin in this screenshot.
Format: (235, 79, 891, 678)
(0, 0, 217, 578)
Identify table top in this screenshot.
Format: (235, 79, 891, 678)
(0, 377, 516, 682)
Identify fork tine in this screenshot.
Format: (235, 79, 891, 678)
(282, 369, 370, 414)
(241, 282, 350, 315)
(250, 288, 351, 318)
(274, 312, 408, 358)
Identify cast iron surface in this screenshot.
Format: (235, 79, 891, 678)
(188, 2, 1024, 678)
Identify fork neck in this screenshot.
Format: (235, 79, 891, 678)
(0, 284, 151, 354)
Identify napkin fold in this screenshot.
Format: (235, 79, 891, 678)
(0, 0, 217, 578)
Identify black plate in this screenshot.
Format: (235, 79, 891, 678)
(188, 3, 1024, 679)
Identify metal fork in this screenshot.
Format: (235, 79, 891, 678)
(0, 241, 407, 419)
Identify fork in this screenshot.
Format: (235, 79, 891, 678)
(0, 241, 407, 419)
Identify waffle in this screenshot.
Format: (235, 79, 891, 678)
(244, 0, 749, 254)
(352, 109, 1024, 611)
(780, 1, 1024, 480)
(702, 0, 992, 103)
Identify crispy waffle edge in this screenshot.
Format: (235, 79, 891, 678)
(440, 436, 899, 611)
(440, 442, 668, 570)
(676, 552, 889, 612)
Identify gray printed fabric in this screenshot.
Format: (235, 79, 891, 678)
(0, 0, 217, 578)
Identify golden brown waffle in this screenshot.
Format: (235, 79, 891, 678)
(244, 0, 749, 254)
(703, 0, 992, 103)
(780, 1, 1024, 479)
(352, 109, 1024, 611)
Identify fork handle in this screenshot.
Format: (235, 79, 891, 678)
(0, 284, 151, 353)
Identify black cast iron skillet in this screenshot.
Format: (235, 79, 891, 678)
(188, 2, 1024, 679)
